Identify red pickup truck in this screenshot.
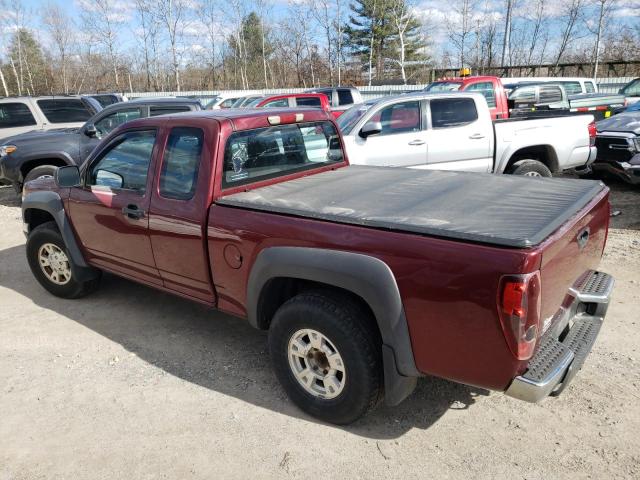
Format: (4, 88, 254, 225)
(21, 108, 614, 424)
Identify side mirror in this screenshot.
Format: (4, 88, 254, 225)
(359, 121, 382, 138)
(84, 123, 97, 138)
(55, 165, 81, 188)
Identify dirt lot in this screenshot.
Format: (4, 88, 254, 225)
(0, 178, 638, 480)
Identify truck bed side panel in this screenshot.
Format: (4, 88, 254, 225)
(207, 205, 540, 390)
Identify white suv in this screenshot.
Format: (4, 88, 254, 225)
(0, 96, 99, 141)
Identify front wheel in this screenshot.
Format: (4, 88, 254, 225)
(26, 221, 100, 298)
(507, 159, 552, 177)
(268, 291, 382, 425)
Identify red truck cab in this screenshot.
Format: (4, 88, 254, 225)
(21, 108, 614, 425)
(425, 76, 510, 119)
(253, 93, 343, 119)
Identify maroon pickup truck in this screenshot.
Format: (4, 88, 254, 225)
(21, 108, 614, 424)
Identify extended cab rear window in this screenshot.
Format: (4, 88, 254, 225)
(222, 121, 343, 188)
(0, 102, 37, 128)
(37, 99, 93, 123)
(430, 98, 478, 128)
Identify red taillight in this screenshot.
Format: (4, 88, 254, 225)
(497, 272, 542, 361)
(588, 121, 597, 146)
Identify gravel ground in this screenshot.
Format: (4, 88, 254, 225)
(0, 178, 638, 480)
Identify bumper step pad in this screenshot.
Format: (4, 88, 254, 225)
(505, 270, 613, 402)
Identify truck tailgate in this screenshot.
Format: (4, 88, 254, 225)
(537, 187, 610, 331)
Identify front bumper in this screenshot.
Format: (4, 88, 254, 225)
(505, 270, 614, 403)
(591, 154, 640, 184)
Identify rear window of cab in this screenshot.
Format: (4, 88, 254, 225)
(222, 121, 343, 188)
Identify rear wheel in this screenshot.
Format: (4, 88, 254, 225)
(507, 159, 552, 177)
(268, 291, 382, 425)
(23, 165, 58, 185)
(26, 221, 100, 298)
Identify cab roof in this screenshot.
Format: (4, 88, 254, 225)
(121, 108, 334, 132)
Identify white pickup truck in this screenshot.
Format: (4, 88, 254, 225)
(337, 92, 597, 177)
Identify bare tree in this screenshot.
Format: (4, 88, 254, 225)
(554, 0, 586, 68)
(256, 0, 271, 88)
(476, 3, 498, 72)
(81, 0, 123, 89)
(154, 0, 190, 92)
(197, 0, 221, 89)
(446, 0, 477, 68)
(389, 0, 416, 84)
(43, 3, 75, 94)
(0, 0, 11, 96)
(309, 0, 335, 84)
(525, 0, 548, 65)
(134, 0, 159, 91)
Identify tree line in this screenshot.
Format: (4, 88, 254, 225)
(0, 0, 638, 96)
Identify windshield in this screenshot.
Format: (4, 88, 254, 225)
(245, 97, 264, 108)
(425, 82, 462, 92)
(336, 101, 376, 133)
(222, 121, 343, 188)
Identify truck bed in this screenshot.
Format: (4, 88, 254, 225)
(217, 166, 605, 248)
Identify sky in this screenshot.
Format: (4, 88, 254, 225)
(3, 0, 640, 64)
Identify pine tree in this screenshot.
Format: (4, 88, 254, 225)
(8, 29, 49, 95)
(345, 0, 425, 83)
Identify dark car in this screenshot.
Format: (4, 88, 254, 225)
(590, 111, 640, 184)
(0, 98, 201, 191)
(619, 77, 640, 104)
(87, 93, 126, 108)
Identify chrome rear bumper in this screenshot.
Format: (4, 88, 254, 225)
(505, 270, 614, 403)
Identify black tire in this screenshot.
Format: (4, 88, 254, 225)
(268, 291, 382, 425)
(26, 221, 100, 298)
(23, 165, 58, 185)
(507, 159, 552, 177)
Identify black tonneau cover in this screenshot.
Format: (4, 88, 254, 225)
(217, 166, 605, 248)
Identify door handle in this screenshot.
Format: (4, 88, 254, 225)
(122, 204, 145, 219)
(408, 139, 426, 146)
(469, 133, 485, 139)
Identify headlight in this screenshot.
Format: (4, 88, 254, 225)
(634, 138, 640, 152)
(0, 145, 17, 157)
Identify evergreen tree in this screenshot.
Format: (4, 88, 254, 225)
(345, 0, 425, 83)
(229, 12, 274, 89)
(7, 28, 49, 95)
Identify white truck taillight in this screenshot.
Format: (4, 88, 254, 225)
(497, 271, 542, 361)
(588, 121, 597, 147)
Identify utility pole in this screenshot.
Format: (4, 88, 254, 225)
(501, 0, 513, 67)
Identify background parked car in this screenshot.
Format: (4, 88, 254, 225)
(587, 111, 640, 184)
(424, 75, 617, 120)
(0, 96, 101, 141)
(230, 95, 266, 108)
(206, 93, 258, 109)
(0, 97, 201, 191)
(507, 83, 625, 120)
(501, 76, 599, 94)
(619, 77, 640, 105)
(250, 93, 343, 118)
(337, 91, 596, 176)
(304, 87, 362, 115)
(87, 93, 127, 108)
